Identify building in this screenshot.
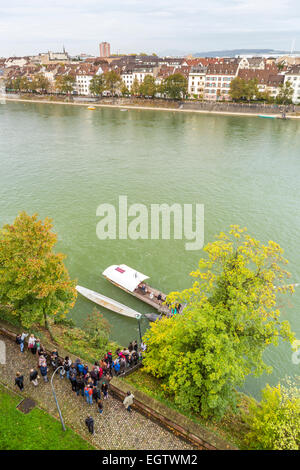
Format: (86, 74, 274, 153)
(99, 42, 111, 58)
(204, 63, 239, 101)
(188, 66, 207, 98)
(284, 65, 300, 104)
(75, 64, 104, 95)
(238, 57, 266, 70)
(238, 68, 284, 99)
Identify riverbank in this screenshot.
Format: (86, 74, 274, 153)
(4, 95, 300, 119)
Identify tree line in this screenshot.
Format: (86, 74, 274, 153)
(229, 76, 294, 105)
(6, 71, 188, 100)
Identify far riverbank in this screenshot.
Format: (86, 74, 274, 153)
(4, 95, 300, 119)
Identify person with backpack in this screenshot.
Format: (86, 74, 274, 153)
(90, 366, 99, 386)
(15, 372, 24, 391)
(76, 374, 85, 397)
(84, 385, 93, 405)
(112, 359, 120, 376)
(85, 416, 94, 435)
(29, 368, 39, 387)
(77, 361, 84, 375)
(92, 385, 101, 403)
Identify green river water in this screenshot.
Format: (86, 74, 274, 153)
(0, 100, 299, 399)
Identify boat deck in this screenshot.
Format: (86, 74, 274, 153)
(133, 284, 171, 314)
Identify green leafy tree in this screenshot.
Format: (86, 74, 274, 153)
(276, 81, 294, 105)
(139, 75, 157, 97)
(244, 378, 300, 450)
(89, 74, 106, 96)
(142, 226, 295, 418)
(162, 73, 187, 99)
(244, 78, 258, 102)
(258, 90, 275, 104)
(120, 83, 130, 96)
(131, 77, 141, 96)
(84, 307, 111, 349)
(32, 74, 50, 93)
(55, 74, 75, 94)
(19, 77, 31, 92)
(5, 78, 20, 91)
(229, 77, 246, 101)
(103, 71, 122, 95)
(0, 212, 77, 329)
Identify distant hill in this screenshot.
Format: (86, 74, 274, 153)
(194, 49, 300, 58)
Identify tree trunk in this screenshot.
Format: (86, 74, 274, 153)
(43, 310, 55, 342)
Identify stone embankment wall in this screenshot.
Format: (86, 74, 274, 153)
(180, 100, 299, 115)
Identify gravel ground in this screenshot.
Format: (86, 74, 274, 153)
(0, 334, 195, 450)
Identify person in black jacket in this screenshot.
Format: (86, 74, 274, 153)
(92, 385, 101, 403)
(29, 369, 39, 387)
(76, 374, 85, 397)
(69, 367, 77, 392)
(85, 416, 94, 435)
(15, 372, 24, 391)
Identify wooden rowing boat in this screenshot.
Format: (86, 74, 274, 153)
(102, 264, 175, 315)
(76, 285, 142, 319)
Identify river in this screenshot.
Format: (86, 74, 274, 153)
(0, 100, 299, 399)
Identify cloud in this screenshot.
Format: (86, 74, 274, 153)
(0, 0, 299, 56)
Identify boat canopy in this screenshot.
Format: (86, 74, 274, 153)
(102, 264, 149, 292)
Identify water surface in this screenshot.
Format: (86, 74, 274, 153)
(0, 101, 299, 398)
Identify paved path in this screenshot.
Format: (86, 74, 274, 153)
(0, 334, 195, 450)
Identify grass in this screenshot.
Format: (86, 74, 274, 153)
(51, 323, 122, 364)
(0, 385, 94, 450)
(122, 368, 250, 449)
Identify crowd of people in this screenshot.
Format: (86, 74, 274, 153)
(14, 331, 146, 435)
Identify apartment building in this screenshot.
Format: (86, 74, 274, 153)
(204, 63, 239, 101)
(284, 65, 300, 104)
(188, 66, 207, 98)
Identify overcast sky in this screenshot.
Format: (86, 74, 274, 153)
(0, 0, 299, 57)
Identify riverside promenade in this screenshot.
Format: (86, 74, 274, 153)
(0, 333, 195, 450)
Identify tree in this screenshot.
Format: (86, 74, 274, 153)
(0, 212, 77, 329)
(244, 378, 300, 450)
(139, 75, 157, 97)
(84, 307, 111, 349)
(162, 73, 187, 99)
(103, 71, 122, 95)
(244, 78, 258, 102)
(258, 90, 275, 104)
(55, 74, 75, 94)
(229, 77, 246, 101)
(120, 83, 130, 96)
(276, 81, 294, 105)
(142, 226, 295, 418)
(89, 74, 106, 96)
(131, 77, 141, 96)
(32, 74, 50, 93)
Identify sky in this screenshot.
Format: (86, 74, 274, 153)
(0, 0, 299, 57)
